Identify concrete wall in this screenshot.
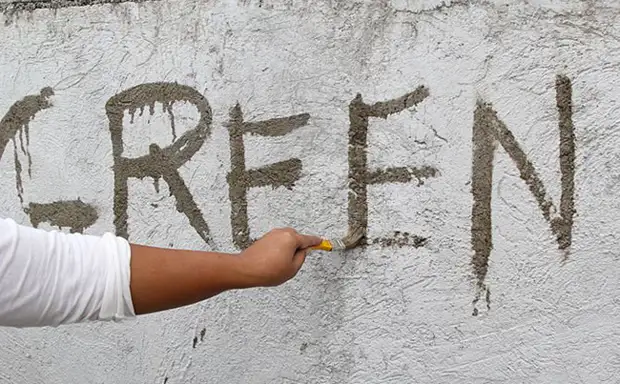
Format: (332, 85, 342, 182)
(0, 0, 618, 382)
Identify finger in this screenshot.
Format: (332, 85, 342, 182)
(295, 233, 323, 249)
(292, 248, 308, 270)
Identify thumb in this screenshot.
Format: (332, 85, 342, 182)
(292, 248, 308, 271)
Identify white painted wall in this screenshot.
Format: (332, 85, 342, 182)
(0, 0, 619, 383)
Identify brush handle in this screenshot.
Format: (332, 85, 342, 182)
(311, 239, 333, 251)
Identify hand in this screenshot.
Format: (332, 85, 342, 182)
(235, 228, 322, 288)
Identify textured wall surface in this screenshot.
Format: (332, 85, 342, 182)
(0, 0, 619, 383)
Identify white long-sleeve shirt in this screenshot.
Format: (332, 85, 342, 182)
(0, 217, 135, 327)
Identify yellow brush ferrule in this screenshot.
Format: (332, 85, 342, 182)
(312, 239, 333, 251)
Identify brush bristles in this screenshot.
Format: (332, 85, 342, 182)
(335, 226, 365, 250)
(315, 227, 366, 251)
(330, 238, 346, 250)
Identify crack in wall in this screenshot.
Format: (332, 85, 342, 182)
(1, 0, 160, 20)
(393, 0, 475, 16)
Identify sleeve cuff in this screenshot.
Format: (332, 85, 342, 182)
(98, 233, 136, 321)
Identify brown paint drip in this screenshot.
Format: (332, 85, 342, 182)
(247, 159, 302, 189)
(12, 139, 23, 203)
(106, 83, 215, 248)
(245, 114, 310, 136)
(367, 165, 437, 186)
(555, 75, 576, 252)
(226, 104, 250, 249)
(471, 103, 496, 291)
(470, 75, 576, 313)
(25, 199, 98, 233)
(225, 104, 308, 250)
(348, 86, 431, 244)
(0, 87, 54, 204)
(372, 231, 428, 247)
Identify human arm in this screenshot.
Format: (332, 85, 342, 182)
(128, 228, 322, 315)
(0, 217, 321, 327)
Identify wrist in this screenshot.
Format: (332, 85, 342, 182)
(225, 253, 260, 289)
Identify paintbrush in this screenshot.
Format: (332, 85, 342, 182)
(311, 227, 366, 251)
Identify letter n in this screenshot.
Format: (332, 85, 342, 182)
(471, 75, 576, 294)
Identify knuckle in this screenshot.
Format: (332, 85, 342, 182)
(283, 232, 297, 244)
(266, 228, 299, 247)
(278, 227, 297, 240)
(281, 227, 297, 235)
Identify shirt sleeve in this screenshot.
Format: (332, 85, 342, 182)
(0, 217, 136, 327)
